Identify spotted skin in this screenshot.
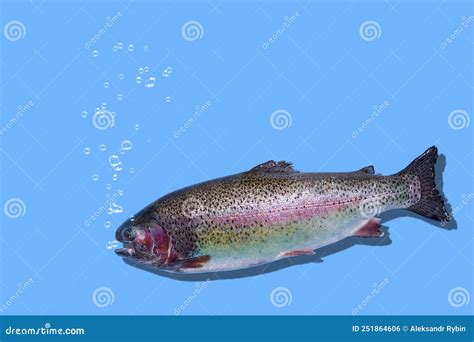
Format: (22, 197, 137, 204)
(116, 161, 423, 273)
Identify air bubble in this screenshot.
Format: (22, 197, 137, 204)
(118, 73, 124, 80)
(104, 82, 109, 88)
(117, 94, 123, 100)
(129, 168, 135, 173)
(144, 66, 149, 73)
(83, 147, 91, 155)
(144, 76, 156, 88)
(106, 240, 119, 249)
(104, 221, 111, 228)
(121, 140, 133, 151)
(136, 76, 142, 84)
(138, 67, 144, 74)
(92, 50, 99, 57)
(117, 42, 123, 49)
(91, 174, 99, 181)
(164, 96, 171, 103)
(162, 66, 173, 77)
(81, 111, 88, 118)
(109, 155, 121, 169)
(99, 144, 107, 152)
(128, 44, 134, 52)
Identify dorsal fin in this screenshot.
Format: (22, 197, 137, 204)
(250, 160, 298, 174)
(354, 165, 375, 175)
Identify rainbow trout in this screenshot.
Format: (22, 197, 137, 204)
(115, 146, 449, 273)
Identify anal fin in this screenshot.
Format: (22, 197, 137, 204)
(354, 218, 383, 238)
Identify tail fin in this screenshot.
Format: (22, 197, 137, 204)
(397, 146, 449, 222)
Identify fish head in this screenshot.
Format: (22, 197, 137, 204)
(114, 217, 176, 265)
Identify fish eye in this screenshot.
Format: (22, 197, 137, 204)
(122, 227, 135, 242)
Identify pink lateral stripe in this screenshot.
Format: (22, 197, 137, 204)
(209, 197, 361, 225)
(207, 190, 402, 226)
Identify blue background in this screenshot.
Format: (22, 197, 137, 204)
(1, 0, 472, 315)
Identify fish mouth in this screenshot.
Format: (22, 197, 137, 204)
(114, 243, 161, 266)
(115, 244, 136, 257)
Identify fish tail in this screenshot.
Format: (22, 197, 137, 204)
(396, 146, 449, 222)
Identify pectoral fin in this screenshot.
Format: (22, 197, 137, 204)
(178, 255, 210, 270)
(354, 218, 383, 238)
